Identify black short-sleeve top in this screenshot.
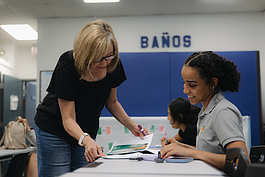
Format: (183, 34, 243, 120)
(178, 124, 197, 146)
(34, 50, 126, 143)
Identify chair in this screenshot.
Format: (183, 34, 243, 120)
(236, 151, 250, 177)
(224, 147, 250, 177)
(245, 163, 265, 177)
(250, 145, 265, 163)
(224, 147, 244, 177)
(4, 152, 31, 177)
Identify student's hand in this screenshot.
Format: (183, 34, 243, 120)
(130, 124, 150, 139)
(82, 137, 106, 162)
(161, 137, 178, 147)
(160, 137, 194, 159)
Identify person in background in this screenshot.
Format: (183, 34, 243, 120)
(17, 117, 37, 177)
(34, 19, 149, 177)
(167, 98, 200, 146)
(160, 51, 250, 170)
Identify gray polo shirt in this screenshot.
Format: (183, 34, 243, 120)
(196, 92, 245, 154)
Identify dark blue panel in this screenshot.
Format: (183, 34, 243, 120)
(170, 52, 194, 102)
(101, 53, 170, 116)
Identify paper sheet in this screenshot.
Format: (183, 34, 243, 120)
(101, 152, 142, 159)
(106, 134, 153, 155)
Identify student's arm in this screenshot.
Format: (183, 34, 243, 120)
(160, 137, 225, 170)
(105, 87, 149, 138)
(196, 141, 250, 170)
(173, 133, 182, 142)
(18, 118, 37, 146)
(225, 141, 250, 163)
(58, 98, 104, 162)
(160, 138, 249, 170)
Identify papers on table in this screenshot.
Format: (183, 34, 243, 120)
(101, 152, 142, 159)
(99, 134, 194, 163)
(101, 134, 158, 160)
(107, 134, 153, 155)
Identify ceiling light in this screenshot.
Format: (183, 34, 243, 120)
(83, 0, 120, 3)
(0, 24, 38, 40)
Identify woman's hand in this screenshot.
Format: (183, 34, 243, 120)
(82, 136, 106, 162)
(129, 124, 150, 139)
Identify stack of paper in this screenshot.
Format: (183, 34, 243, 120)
(101, 134, 159, 161)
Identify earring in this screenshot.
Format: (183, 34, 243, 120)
(212, 87, 215, 92)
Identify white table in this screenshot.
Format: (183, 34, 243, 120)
(0, 147, 36, 162)
(60, 158, 227, 177)
(0, 147, 36, 175)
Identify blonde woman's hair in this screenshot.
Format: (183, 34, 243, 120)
(73, 19, 119, 79)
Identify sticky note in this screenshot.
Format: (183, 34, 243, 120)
(159, 125, 164, 132)
(124, 127, 129, 134)
(106, 127, 111, 134)
(97, 127, 102, 135)
(150, 125, 155, 133)
(108, 142, 113, 150)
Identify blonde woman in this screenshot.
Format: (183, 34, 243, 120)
(34, 20, 149, 177)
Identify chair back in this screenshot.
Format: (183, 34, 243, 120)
(245, 163, 265, 177)
(5, 152, 30, 177)
(224, 147, 244, 177)
(236, 151, 250, 177)
(250, 145, 265, 163)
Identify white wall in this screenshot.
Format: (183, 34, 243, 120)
(37, 12, 265, 124)
(16, 46, 37, 80)
(0, 42, 17, 78)
(0, 42, 37, 80)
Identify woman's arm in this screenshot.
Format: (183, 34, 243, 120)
(58, 98, 104, 162)
(105, 87, 149, 138)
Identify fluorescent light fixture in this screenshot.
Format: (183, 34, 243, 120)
(0, 24, 38, 40)
(83, 0, 120, 3)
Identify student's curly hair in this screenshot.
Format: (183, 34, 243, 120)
(169, 98, 201, 125)
(184, 51, 241, 92)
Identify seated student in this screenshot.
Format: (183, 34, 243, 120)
(167, 98, 200, 146)
(16, 117, 38, 177)
(160, 51, 250, 171)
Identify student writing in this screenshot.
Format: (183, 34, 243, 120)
(167, 97, 200, 146)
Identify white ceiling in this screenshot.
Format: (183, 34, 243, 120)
(0, 0, 265, 47)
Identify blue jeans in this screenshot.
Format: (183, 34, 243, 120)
(35, 126, 88, 177)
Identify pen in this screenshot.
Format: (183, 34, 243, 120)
(138, 125, 147, 136)
(165, 131, 169, 145)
